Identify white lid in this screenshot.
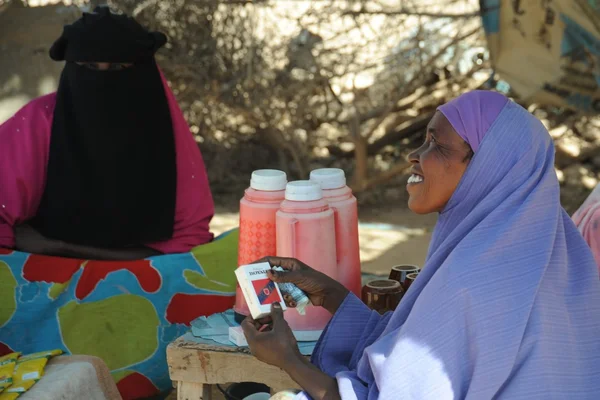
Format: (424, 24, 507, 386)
(309, 168, 346, 189)
(250, 169, 287, 191)
(285, 181, 323, 201)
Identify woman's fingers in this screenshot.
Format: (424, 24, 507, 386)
(265, 257, 300, 271)
(268, 268, 302, 284)
(270, 303, 285, 326)
(281, 294, 294, 308)
(256, 316, 273, 325)
(241, 318, 258, 340)
(281, 294, 297, 308)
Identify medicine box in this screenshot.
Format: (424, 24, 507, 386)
(235, 262, 287, 320)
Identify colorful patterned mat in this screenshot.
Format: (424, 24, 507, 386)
(0, 230, 239, 399)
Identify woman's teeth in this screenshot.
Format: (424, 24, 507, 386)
(408, 174, 424, 184)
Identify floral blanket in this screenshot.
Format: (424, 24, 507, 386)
(0, 230, 238, 399)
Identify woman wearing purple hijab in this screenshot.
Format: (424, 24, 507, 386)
(241, 91, 600, 399)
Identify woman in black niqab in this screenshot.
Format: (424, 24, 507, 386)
(30, 6, 177, 249)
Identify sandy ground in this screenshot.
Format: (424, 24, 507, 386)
(358, 207, 437, 274)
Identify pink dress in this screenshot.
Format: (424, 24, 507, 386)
(573, 184, 600, 273)
(0, 73, 214, 254)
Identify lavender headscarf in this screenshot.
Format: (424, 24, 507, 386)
(438, 90, 509, 152)
(295, 94, 600, 399)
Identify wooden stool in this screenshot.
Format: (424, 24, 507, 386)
(167, 334, 304, 400)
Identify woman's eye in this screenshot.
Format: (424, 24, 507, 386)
(111, 63, 133, 70)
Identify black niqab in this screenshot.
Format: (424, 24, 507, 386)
(31, 7, 176, 247)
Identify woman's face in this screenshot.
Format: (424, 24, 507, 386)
(406, 112, 472, 214)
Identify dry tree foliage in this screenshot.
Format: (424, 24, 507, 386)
(108, 0, 490, 193)
(3, 0, 595, 211)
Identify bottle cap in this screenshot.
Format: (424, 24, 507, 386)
(250, 169, 287, 191)
(285, 180, 323, 201)
(309, 168, 346, 190)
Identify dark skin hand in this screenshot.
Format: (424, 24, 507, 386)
(242, 303, 341, 400)
(242, 257, 350, 399)
(14, 224, 160, 261)
(260, 256, 349, 315)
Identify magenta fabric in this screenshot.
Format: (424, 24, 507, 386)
(0, 70, 214, 253)
(437, 90, 509, 152)
(573, 185, 600, 274)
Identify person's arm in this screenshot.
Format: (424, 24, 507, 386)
(264, 257, 389, 375)
(573, 203, 600, 270)
(14, 224, 160, 260)
(242, 304, 342, 400)
(283, 357, 341, 400)
(311, 294, 390, 376)
(59, 241, 161, 260)
(0, 96, 54, 250)
(0, 221, 13, 251)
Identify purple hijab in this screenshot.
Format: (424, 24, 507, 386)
(295, 92, 600, 399)
(438, 90, 509, 152)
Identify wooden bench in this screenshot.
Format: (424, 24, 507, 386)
(167, 335, 303, 399)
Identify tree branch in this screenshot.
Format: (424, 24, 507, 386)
(358, 25, 480, 140)
(342, 9, 482, 19)
(352, 160, 412, 192)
